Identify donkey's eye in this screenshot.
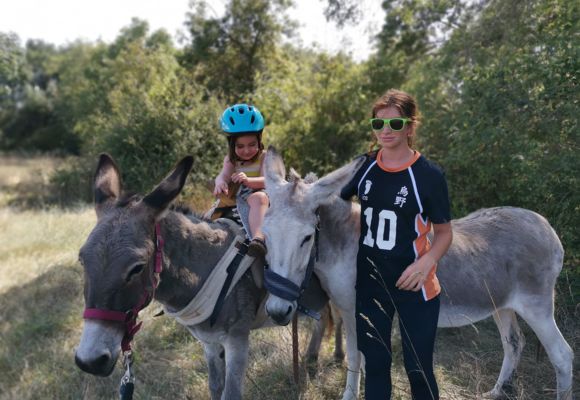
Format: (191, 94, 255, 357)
(300, 235, 312, 247)
(126, 264, 145, 282)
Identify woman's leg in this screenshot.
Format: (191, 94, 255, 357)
(356, 256, 396, 400)
(397, 296, 440, 400)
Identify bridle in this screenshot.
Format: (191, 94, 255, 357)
(82, 223, 164, 352)
(81, 223, 164, 399)
(263, 211, 321, 320)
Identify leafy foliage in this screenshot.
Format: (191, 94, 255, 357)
(56, 20, 224, 193)
(180, 0, 296, 103)
(0, 0, 577, 270)
(405, 0, 579, 263)
(254, 47, 371, 174)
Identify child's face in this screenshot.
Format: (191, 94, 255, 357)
(234, 134, 260, 161)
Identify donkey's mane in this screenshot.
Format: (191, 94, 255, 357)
(114, 192, 211, 223)
(171, 203, 212, 222)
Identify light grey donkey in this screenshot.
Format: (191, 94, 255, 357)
(262, 147, 573, 400)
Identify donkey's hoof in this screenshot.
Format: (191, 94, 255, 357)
(340, 391, 358, 400)
(482, 389, 507, 399)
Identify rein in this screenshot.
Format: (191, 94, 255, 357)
(82, 223, 164, 400)
(263, 212, 321, 320)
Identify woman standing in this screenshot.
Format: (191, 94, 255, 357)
(341, 89, 453, 399)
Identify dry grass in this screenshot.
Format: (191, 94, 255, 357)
(0, 154, 577, 399)
(0, 154, 64, 208)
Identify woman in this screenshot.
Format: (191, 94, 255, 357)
(341, 89, 453, 399)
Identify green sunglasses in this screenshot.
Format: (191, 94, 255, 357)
(369, 118, 410, 131)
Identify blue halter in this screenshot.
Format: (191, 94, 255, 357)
(263, 214, 321, 320)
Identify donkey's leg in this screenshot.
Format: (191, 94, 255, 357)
(515, 299, 573, 400)
(484, 309, 525, 399)
(331, 303, 345, 362)
(305, 303, 329, 364)
(203, 342, 226, 400)
(338, 305, 362, 400)
(221, 334, 250, 400)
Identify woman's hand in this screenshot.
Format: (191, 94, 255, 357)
(397, 222, 452, 292)
(231, 172, 248, 184)
(396, 254, 435, 291)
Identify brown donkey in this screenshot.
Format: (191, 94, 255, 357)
(74, 154, 328, 400)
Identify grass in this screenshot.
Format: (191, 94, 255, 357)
(0, 154, 578, 399)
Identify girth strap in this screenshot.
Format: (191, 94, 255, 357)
(209, 239, 250, 326)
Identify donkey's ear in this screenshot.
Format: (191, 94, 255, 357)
(142, 156, 194, 218)
(264, 146, 287, 187)
(94, 153, 122, 218)
(307, 156, 365, 205)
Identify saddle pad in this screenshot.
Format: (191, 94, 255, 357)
(163, 221, 255, 326)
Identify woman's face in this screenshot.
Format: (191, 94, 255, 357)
(374, 106, 413, 150)
(234, 134, 260, 161)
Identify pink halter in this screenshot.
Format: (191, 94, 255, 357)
(83, 223, 164, 352)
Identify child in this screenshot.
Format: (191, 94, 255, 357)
(213, 104, 268, 257)
(341, 89, 453, 399)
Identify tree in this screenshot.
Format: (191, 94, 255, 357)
(365, 0, 483, 95)
(0, 35, 80, 152)
(254, 46, 371, 175)
(404, 0, 579, 262)
(180, 0, 296, 103)
(0, 32, 27, 110)
(56, 20, 224, 192)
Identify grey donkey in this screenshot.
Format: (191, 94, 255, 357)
(262, 147, 573, 400)
(74, 154, 329, 400)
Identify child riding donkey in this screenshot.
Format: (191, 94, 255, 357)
(213, 104, 269, 258)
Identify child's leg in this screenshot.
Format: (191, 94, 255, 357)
(246, 191, 268, 239)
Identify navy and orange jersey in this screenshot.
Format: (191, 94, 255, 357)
(341, 149, 451, 301)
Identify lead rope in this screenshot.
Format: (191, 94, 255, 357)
(292, 215, 320, 386)
(119, 223, 163, 400)
(292, 313, 300, 385)
(119, 351, 135, 400)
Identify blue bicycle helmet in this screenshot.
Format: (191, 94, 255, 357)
(220, 104, 265, 136)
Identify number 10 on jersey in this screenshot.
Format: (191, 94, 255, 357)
(363, 208, 397, 250)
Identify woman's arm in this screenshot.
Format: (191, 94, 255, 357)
(396, 222, 453, 291)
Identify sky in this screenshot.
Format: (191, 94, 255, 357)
(0, 0, 384, 61)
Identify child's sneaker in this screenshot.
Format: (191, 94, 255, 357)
(247, 236, 267, 258)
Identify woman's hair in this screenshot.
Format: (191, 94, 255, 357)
(369, 89, 421, 151)
(227, 133, 264, 163)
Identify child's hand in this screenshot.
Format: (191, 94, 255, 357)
(231, 172, 248, 184)
(213, 180, 229, 196)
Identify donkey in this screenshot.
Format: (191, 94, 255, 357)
(74, 154, 329, 400)
(262, 147, 574, 400)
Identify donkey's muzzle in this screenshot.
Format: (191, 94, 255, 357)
(75, 351, 116, 377)
(266, 302, 294, 326)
